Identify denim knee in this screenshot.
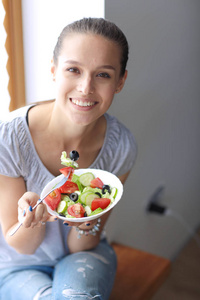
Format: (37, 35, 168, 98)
(52, 240, 117, 300)
(59, 288, 102, 299)
(33, 285, 52, 300)
(0, 267, 53, 300)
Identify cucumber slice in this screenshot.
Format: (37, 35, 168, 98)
(61, 195, 71, 201)
(79, 191, 93, 204)
(102, 191, 110, 199)
(57, 200, 67, 214)
(79, 172, 95, 186)
(85, 193, 100, 206)
(110, 187, 118, 199)
(83, 186, 102, 195)
(84, 205, 92, 216)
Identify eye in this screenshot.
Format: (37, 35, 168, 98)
(67, 67, 80, 74)
(97, 72, 111, 78)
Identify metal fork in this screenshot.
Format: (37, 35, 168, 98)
(9, 171, 71, 236)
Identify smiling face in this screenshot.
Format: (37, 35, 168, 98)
(51, 33, 127, 125)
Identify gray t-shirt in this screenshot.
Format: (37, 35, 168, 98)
(0, 105, 137, 269)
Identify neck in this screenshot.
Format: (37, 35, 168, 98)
(28, 101, 107, 171)
(48, 102, 106, 151)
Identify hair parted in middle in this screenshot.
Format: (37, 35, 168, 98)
(53, 18, 129, 77)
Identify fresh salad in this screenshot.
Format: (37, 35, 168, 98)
(44, 151, 118, 218)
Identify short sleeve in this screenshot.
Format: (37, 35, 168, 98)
(111, 123, 137, 175)
(0, 120, 24, 178)
(91, 114, 137, 176)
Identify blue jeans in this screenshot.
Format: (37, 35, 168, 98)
(0, 239, 117, 300)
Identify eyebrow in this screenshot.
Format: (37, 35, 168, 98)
(64, 60, 116, 71)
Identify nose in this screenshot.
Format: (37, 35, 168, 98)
(77, 75, 94, 95)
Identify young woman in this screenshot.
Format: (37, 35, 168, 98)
(0, 18, 137, 299)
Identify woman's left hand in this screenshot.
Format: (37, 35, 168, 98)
(63, 218, 99, 231)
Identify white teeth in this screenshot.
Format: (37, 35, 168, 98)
(71, 99, 95, 107)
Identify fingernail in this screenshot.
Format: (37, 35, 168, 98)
(23, 210, 26, 216)
(86, 223, 91, 226)
(64, 223, 69, 226)
(29, 206, 32, 212)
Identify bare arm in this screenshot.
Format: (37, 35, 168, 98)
(67, 171, 131, 253)
(0, 175, 54, 254)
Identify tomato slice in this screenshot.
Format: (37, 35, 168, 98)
(59, 167, 74, 181)
(90, 177, 104, 189)
(45, 189, 61, 210)
(58, 181, 79, 194)
(67, 203, 85, 218)
(91, 198, 111, 211)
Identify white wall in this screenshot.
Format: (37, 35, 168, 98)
(0, 2, 10, 117)
(22, 0, 104, 103)
(105, 0, 200, 259)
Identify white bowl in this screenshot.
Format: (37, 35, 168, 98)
(41, 168, 123, 222)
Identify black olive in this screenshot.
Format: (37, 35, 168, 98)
(59, 213, 65, 217)
(69, 150, 79, 161)
(84, 211, 88, 217)
(95, 192, 102, 198)
(102, 184, 111, 194)
(69, 193, 79, 202)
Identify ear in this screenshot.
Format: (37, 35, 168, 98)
(115, 70, 128, 93)
(51, 59, 56, 81)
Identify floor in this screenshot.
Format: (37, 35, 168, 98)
(151, 228, 200, 300)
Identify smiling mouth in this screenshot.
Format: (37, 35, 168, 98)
(70, 98, 96, 107)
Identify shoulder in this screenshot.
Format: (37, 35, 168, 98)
(0, 105, 32, 123)
(0, 105, 34, 147)
(0, 106, 30, 141)
(0, 105, 33, 177)
(28, 101, 53, 131)
(92, 113, 137, 176)
(105, 113, 137, 151)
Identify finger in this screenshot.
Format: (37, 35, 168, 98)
(23, 206, 34, 228)
(34, 214, 58, 225)
(18, 207, 26, 223)
(62, 219, 96, 228)
(18, 192, 39, 210)
(78, 219, 99, 230)
(39, 204, 52, 222)
(63, 221, 79, 227)
(34, 203, 45, 223)
(47, 215, 58, 222)
(85, 220, 97, 227)
(34, 221, 46, 228)
(31, 203, 51, 227)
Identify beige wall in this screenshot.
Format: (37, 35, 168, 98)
(105, 0, 200, 259)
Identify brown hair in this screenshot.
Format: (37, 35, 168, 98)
(53, 18, 129, 77)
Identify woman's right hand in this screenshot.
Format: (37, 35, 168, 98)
(0, 176, 53, 254)
(18, 191, 56, 228)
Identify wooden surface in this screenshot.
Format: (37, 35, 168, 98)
(109, 243, 171, 300)
(152, 229, 200, 300)
(3, 0, 26, 110)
